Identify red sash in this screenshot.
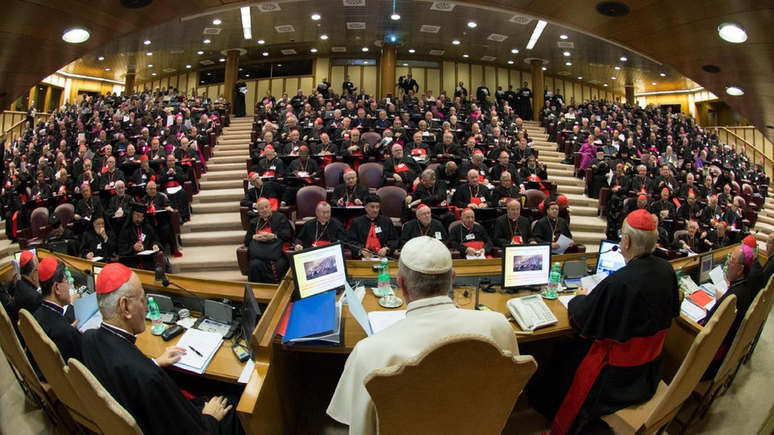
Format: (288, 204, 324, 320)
(462, 240, 492, 258)
(551, 330, 667, 435)
(166, 180, 181, 188)
(312, 240, 331, 248)
(394, 162, 409, 178)
(410, 148, 426, 156)
(511, 235, 523, 244)
(257, 227, 272, 235)
(365, 221, 381, 252)
(267, 197, 279, 211)
(470, 196, 483, 205)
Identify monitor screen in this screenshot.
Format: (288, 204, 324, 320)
(501, 243, 552, 290)
(596, 241, 625, 276)
(241, 284, 262, 360)
(13, 249, 37, 263)
(699, 252, 714, 284)
(92, 265, 103, 280)
(289, 242, 349, 299)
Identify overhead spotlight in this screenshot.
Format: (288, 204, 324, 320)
(614, 66, 621, 70)
(463, 54, 469, 58)
(311, 14, 321, 20)
(566, 62, 572, 66)
(578, 76, 583, 80)
(320, 35, 328, 40)
(245, 74, 250, 77)
(362, 47, 369, 52)
(542, 67, 547, 71)
(98, 56, 105, 61)
(718, 23, 747, 43)
(659, 72, 666, 77)
(611, 76, 617, 79)
(391, 13, 401, 20)
(144, 39, 151, 45)
(257, 39, 265, 44)
(468, 22, 477, 28)
(652, 82, 657, 85)
(197, 50, 204, 55)
(263, 52, 269, 56)
(452, 40, 460, 45)
(151, 72, 157, 76)
(408, 49, 416, 53)
(511, 48, 519, 54)
(603, 83, 608, 87)
(105, 67, 111, 71)
(146, 52, 152, 56)
(203, 39, 211, 44)
(560, 34, 568, 39)
(147, 64, 153, 67)
(620, 56, 627, 61)
(563, 51, 571, 56)
(389, 35, 397, 42)
(507, 60, 514, 64)
(185, 64, 192, 68)
(403, 63, 409, 66)
(725, 86, 744, 96)
(311, 48, 318, 53)
(62, 27, 90, 43)
(212, 19, 222, 25)
(219, 58, 226, 62)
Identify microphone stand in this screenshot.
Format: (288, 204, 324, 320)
(154, 267, 205, 314)
(338, 240, 399, 262)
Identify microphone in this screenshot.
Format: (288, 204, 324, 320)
(338, 240, 398, 262)
(154, 267, 204, 313)
(598, 245, 619, 255)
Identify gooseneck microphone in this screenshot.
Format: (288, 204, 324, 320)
(154, 267, 204, 313)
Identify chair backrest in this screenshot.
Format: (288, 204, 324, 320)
(361, 132, 381, 148)
(364, 334, 537, 435)
(742, 183, 754, 196)
(67, 359, 143, 435)
(642, 295, 737, 430)
(733, 195, 746, 209)
(523, 189, 546, 209)
(294, 186, 327, 220)
(17, 310, 93, 423)
(375, 186, 407, 219)
(449, 220, 462, 233)
(324, 162, 351, 188)
(29, 207, 50, 238)
(673, 230, 688, 241)
(54, 203, 75, 227)
(713, 275, 774, 383)
(0, 302, 51, 406)
(358, 162, 383, 190)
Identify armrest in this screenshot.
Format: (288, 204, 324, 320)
(169, 210, 181, 235)
(237, 246, 249, 275)
(279, 206, 296, 222)
(184, 181, 193, 202)
(240, 206, 251, 231)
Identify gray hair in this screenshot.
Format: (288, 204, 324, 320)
(421, 169, 435, 180)
(97, 280, 136, 320)
(398, 260, 454, 298)
(622, 220, 657, 256)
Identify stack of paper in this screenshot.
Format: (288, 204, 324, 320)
(73, 292, 103, 332)
(681, 299, 707, 323)
(174, 328, 223, 374)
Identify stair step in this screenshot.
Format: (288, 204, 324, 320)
(182, 212, 242, 233)
(192, 202, 242, 214)
(193, 188, 244, 203)
(201, 170, 247, 182)
(209, 155, 250, 164)
(206, 162, 247, 172)
(563, 193, 598, 208)
(169, 244, 241, 273)
(213, 149, 249, 157)
(181, 230, 245, 246)
(568, 215, 607, 232)
(214, 144, 250, 151)
(201, 179, 245, 190)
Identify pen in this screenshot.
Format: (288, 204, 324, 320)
(188, 345, 203, 357)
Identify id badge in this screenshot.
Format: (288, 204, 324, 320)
(375, 226, 382, 234)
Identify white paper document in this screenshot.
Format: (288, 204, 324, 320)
(681, 299, 706, 323)
(709, 266, 728, 295)
(341, 282, 372, 335)
(558, 295, 576, 310)
(137, 249, 158, 256)
(237, 359, 255, 384)
(580, 272, 608, 293)
(174, 328, 223, 374)
(167, 186, 183, 195)
(367, 311, 406, 334)
(553, 234, 573, 254)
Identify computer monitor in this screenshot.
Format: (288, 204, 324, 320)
(595, 240, 625, 276)
(92, 265, 103, 280)
(241, 284, 262, 360)
(289, 242, 349, 299)
(699, 252, 714, 284)
(13, 249, 37, 263)
(501, 243, 552, 291)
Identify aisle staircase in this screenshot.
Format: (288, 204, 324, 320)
(168, 117, 252, 281)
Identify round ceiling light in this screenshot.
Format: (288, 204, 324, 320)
(263, 52, 269, 56)
(563, 51, 571, 56)
(507, 60, 514, 64)
(620, 56, 628, 61)
(718, 23, 747, 43)
(542, 67, 547, 71)
(362, 47, 369, 52)
(151, 73, 157, 76)
(143, 39, 151, 45)
(462, 54, 469, 58)
(511, 48, 519, 54)
(566, 62, 572, 66)
(468, 22, 477, 28)
(257, 39, 265, 44)
(725, 86, 744, 96)
(320, 35, 328, 40)
(452, 40, 460, 45)
(197, 50, 204, 55)
(203, 39, 211, 44)
(391, 13, 401, 20)
(146, 52, 152, 56)
(660, 72, 666, 77)
(147, 64, 153, 67)
(311, 48, 318, 53)
(62, 27, 90, 43)
(98, 56, 105, 61)
(560, 34, 568, 40)
(219, 58, 226, 62)
(186, 64, 192, 69)
(311, 14, 321, 20)
(104, 67, 111, 71)
(596, 1, 630, 17)
(408, 49, 416, 53)
(603, 83, 608, 87)
(212, 19, 222, 25)
(578, 76, 583, 80)
(614, 66, 621, 70)
(611, 76, 617, 80)
(652, 82, 657, 85)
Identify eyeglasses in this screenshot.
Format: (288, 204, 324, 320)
(127, 294, 149, 305)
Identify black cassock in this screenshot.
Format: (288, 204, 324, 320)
(294, 218, 345, 249)
(245, 212, 293, 283)
(533, 216, 572, 244)
(234, 81, 247, 117)
(33, 301, 83, 364)
(79, 229, 118, 259)
(118, 219, 160, 269)
(492, 215, 534, 247)
(399, 218, 448, 248)
(448, 222, 492, 255)
(346, 214, 399, 255)
(82, 324, 240, 435)
(529, 254, 680, 432)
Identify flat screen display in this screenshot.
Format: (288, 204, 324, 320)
(699, 252, 714, 284)
(595, 241, 625, 276)
(289, 242, 349, 299)
(501, 243, 552, 290)
(241, 284, 262, 360)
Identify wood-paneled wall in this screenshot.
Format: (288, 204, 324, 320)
(136, 57, 624, 114)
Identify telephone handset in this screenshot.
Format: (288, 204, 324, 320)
(507, 295, 558, 333)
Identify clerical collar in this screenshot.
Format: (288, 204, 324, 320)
(41, 300, 66, 316)
(100, 323, 137, 344)
(406, 295, 457, 317)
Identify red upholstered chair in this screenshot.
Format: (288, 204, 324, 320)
(54, 203, 75, 228)
(18, 207, 50, 250)
(293, 186, 327, 227)
(237, 246, 249, 276)
(426, 163, 440, 173)
(324, 162, 351, 189)
(361, 132, 381, 149)
(376, 186, 407, 230)
(523, 189, 546, 210)
(358, 163, 383, 191)
(731, 181, 740, 196)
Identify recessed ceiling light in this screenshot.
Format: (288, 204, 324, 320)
(185, 64, 192, 69)
(391, 13, 401, 20)
(560, 34, 568, 40)
(566, 62, 572, 66)
(197, 50, 204, 55)
(563, 51, 571, 56)
(245, 74, 250, 77)
(362, 47, 369, 52)
(611, 76, 617, 79)
(147, 64, 153, 67)
(718, 23, 747, 43)
(239, 68, 243, 71)
(660, 72, 666, 77)
(363, 61, 368, 64)
(241, 6, 252, 40)
(452, 40, 460, 45)
(542, 67, 547, 71)
(578, 76, 583, 80)
(511, 48, 519, 54)
(320, 35, 328, 40)
(98, 56, 105, 61)
(311, 14, 321, 20)
(104, 67, 110, 71)
(614, 66, 621, 70)
(62, 27, 90, 44)
(151, 73, 157, 76)
(263, 52, 269, 56)
(526, 19, 547, 50)
(277, 64, 282, 67)
(219, 58, 225, 62)
(507, 60, 514, 64)
(311, 48, 318, 53)
(652, 82, 657, 85)
(146, 52, 152, 56)
(468, 22, 477, 28)
(462, 54, 469, 58)
(257, 39, 265, 44)
(212, 19, 222, 25)
(403, 63, 409, 66)
(620, 56, 627, 61)
(408, 49, 416, 53)
(725, 86, 744, 96)
(143, 39, 151, 45)
(603, 83, 608, 87)
(203, 39, 211, 44)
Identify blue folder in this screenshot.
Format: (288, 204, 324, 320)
(283, 290, 336, 344)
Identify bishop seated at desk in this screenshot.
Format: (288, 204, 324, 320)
(327, 236, 519, 435)
(529, 209, 681, 435)
(81, 263, 243, 435)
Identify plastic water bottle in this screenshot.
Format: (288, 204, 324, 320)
(543, 262, 561, 299)
(64, 267, 74, 289)
(148, 297, 165, 335)
(377, 258, 391, 297)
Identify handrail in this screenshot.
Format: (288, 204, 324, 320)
(716, 127, 774, 177)
(1, 111, 51, 140)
